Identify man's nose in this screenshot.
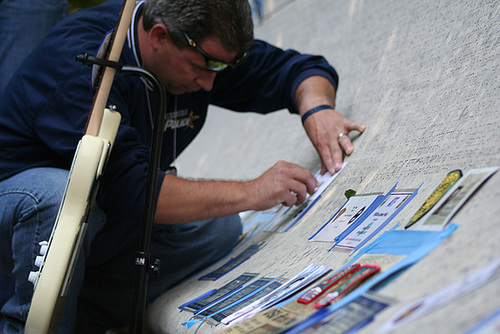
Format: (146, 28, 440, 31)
(196, 71, 217, 91)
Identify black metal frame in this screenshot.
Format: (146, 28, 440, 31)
(77, 54, 166, 333)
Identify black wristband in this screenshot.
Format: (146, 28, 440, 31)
(301, 104, 334, 124)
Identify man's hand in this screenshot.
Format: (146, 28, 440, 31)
(155, 161, 318, 224)
(246, 161, 319, 211)
(295, 76, 366, 175)
(303, 108, 366, 174)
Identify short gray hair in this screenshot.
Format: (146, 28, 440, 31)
(142, 0, 254, 54)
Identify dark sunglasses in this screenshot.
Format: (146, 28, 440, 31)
(182, 31, 247, 72)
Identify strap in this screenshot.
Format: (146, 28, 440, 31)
(301, 104, 334, 124)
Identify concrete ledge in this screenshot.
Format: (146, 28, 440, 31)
(146, 1, 500, 333)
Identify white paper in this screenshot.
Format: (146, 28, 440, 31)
(337, 191, 414, 250)
(310, 163, 347, 202)
(311, 194, 381, 242)
(376, 258, 500, 333)
(417, 166, 499, 231)
(264, 163, 347, 233)
(221, 264, 330, 325)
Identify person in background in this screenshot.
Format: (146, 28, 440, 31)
(249, 0, 263, 23)
(0, 0, 69, 93)
(0, 0, 69, 329)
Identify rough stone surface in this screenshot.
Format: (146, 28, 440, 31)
(145, 1, 500, 333)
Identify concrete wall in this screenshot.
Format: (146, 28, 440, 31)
(146, 1, 500, 333)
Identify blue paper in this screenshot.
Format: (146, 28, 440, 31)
(286, 223, 458, 334)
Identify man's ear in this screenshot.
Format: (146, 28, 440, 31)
(149, 23, 171, 50)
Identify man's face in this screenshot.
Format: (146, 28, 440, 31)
(148, 33, 238, 95)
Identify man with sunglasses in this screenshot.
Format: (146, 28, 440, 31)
(0, 0, 365, 332)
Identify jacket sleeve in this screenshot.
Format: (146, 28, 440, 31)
(210, 39, 339, 114)
(94, 77, 167, 228)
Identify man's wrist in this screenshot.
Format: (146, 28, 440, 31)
(301, 104, 334, 124)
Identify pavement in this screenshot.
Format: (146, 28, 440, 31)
(144, 1, 500, 333)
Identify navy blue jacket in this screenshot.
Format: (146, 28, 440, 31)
(0, 0, 338, 226)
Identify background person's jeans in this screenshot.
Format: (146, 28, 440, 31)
(0, 1, 68, 328)
(0, 0, 69, 93)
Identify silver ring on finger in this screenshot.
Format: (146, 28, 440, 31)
(337, 132, 347, 142)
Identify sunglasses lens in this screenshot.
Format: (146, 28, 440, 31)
(206, 59, 229, 71)
(182, 31, 247, 71)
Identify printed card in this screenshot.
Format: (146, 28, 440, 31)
(309, 193, 385, 243)
(416, 166, 498, 231)
(336, 189, 417, 251)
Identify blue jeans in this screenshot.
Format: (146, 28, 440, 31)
(0, 168, 106, 333)
(0, 0, 69, 93)
(0, 168, 242, 332)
